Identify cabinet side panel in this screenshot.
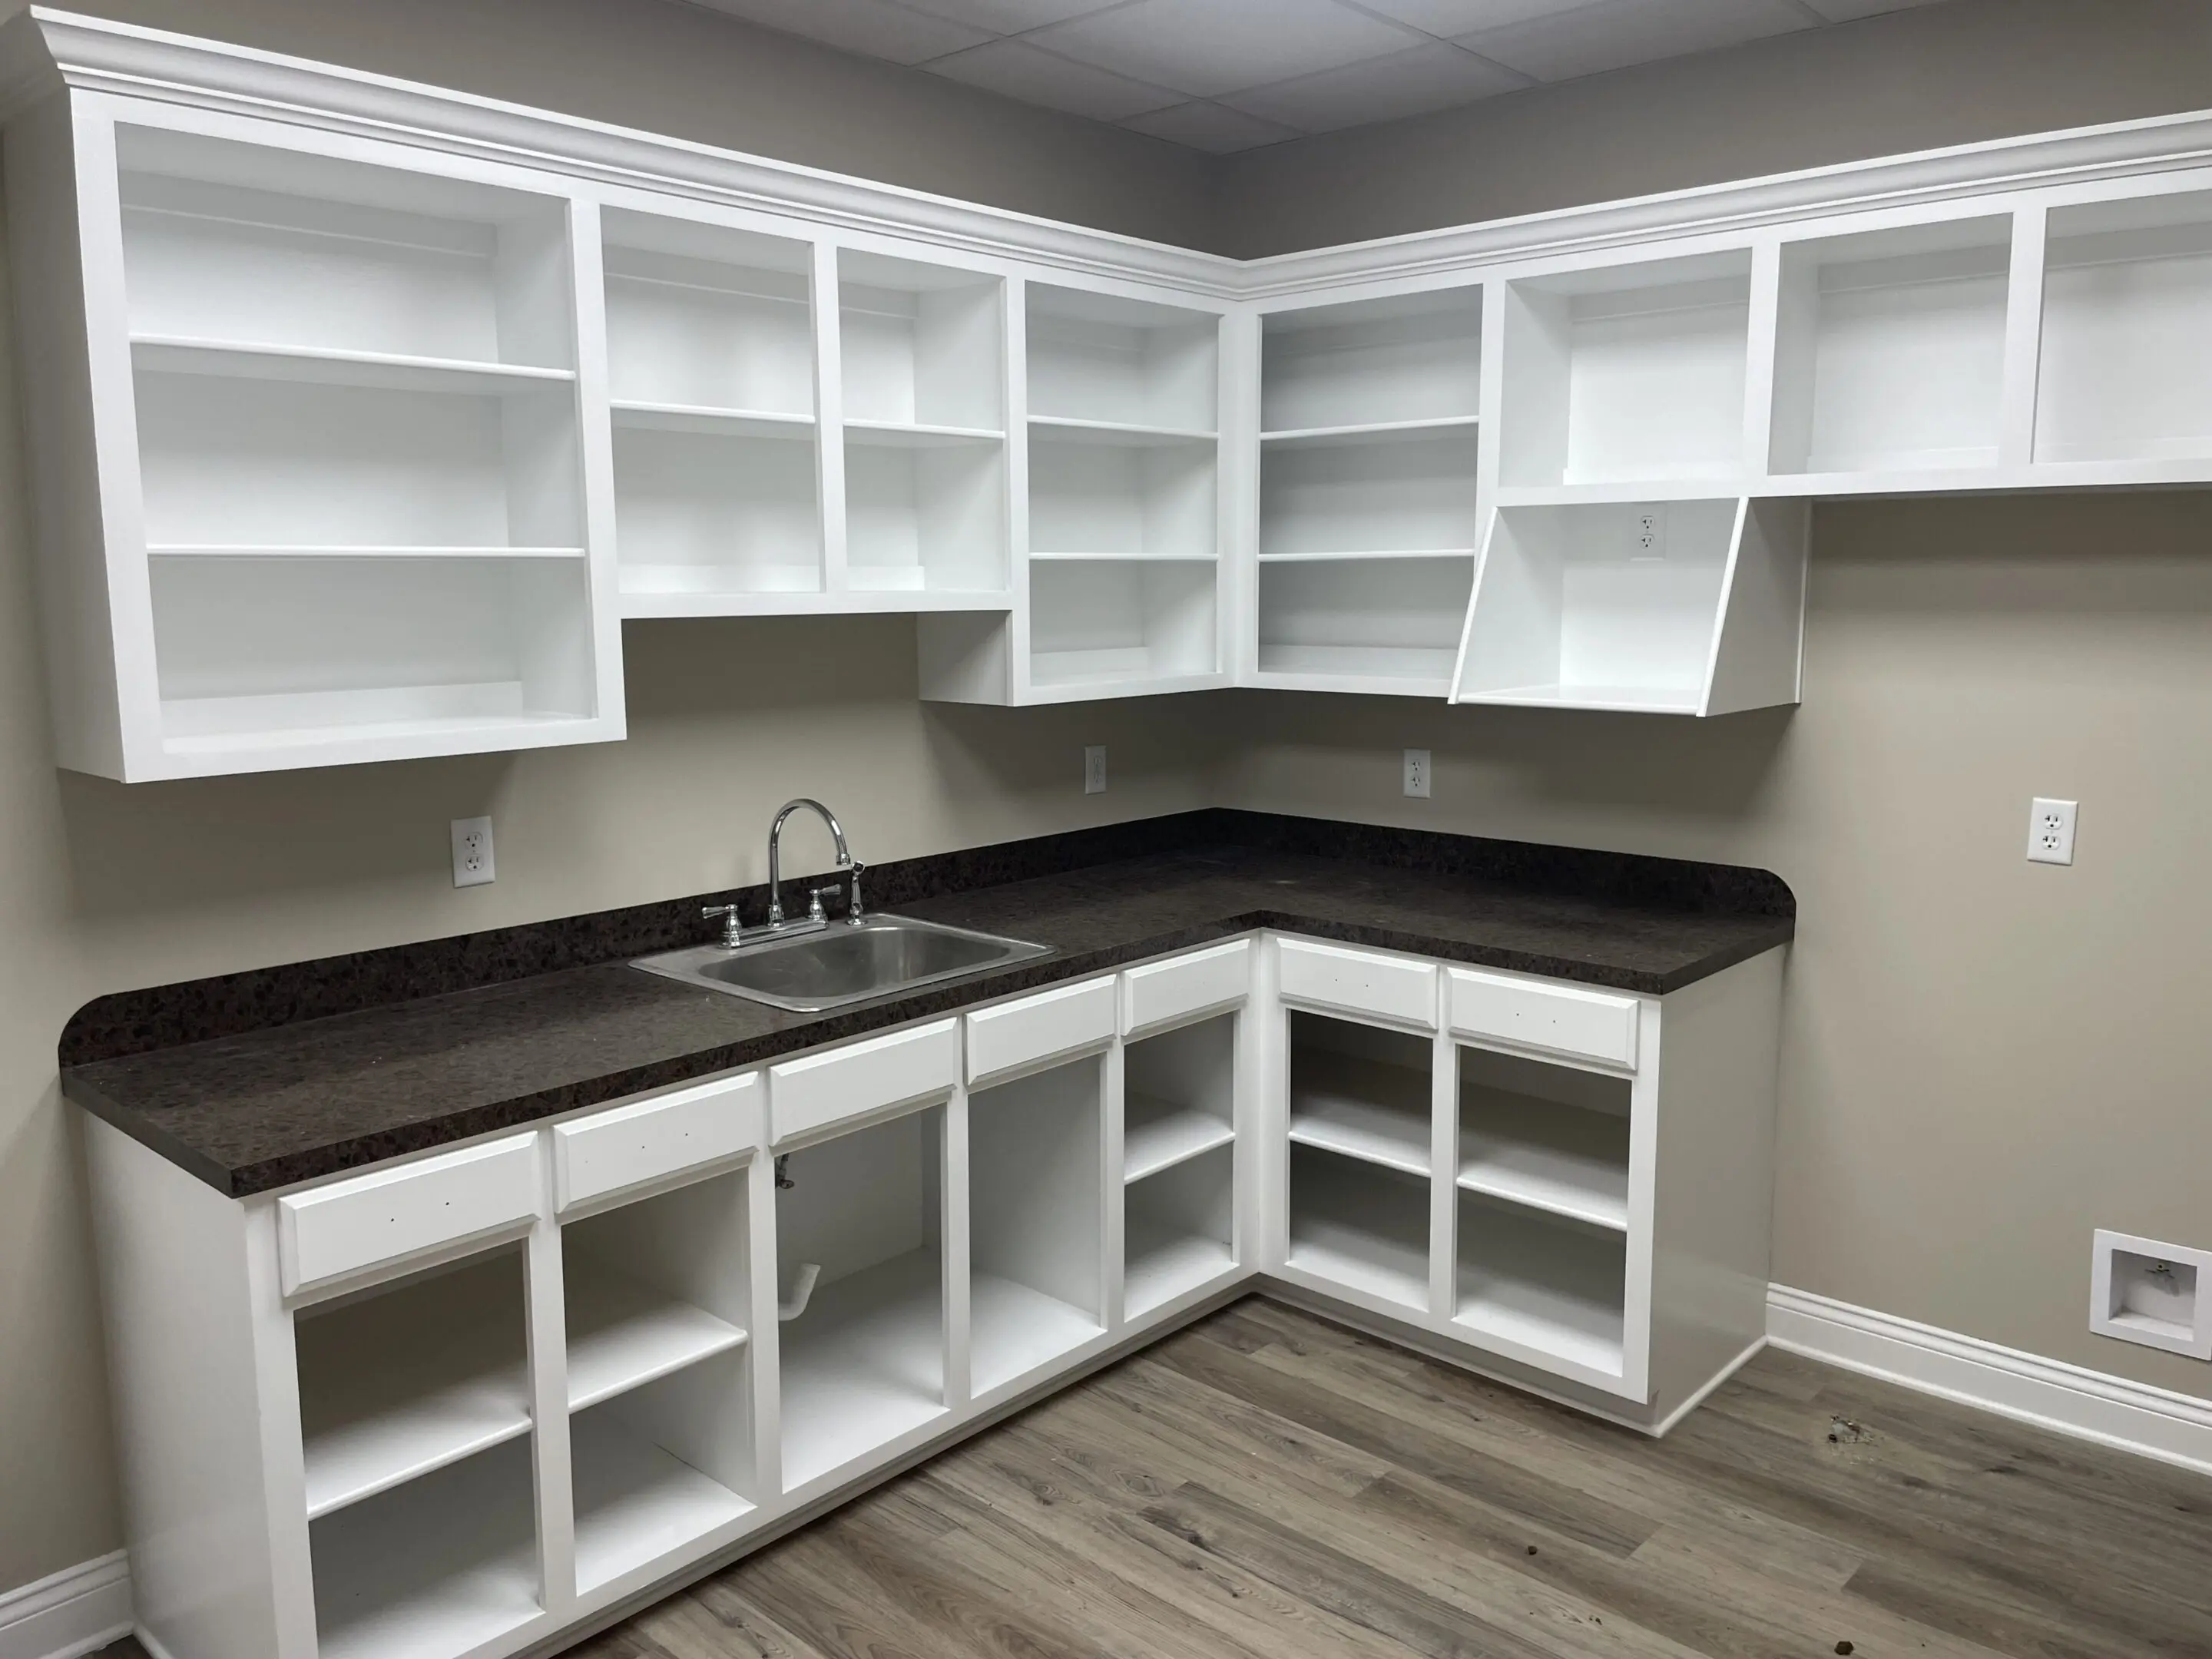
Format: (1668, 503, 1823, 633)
(1702, 495, 1807, 715)
(1646, 948, 1786, 1425)
(84, 1117, 297, 1659)
(4, 93, 127, 777)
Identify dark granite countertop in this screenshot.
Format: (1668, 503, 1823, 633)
(61, 812, 1793, 1197)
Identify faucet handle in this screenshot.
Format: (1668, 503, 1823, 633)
(701, 904, 744, 949)
(807, 885, 842, 923)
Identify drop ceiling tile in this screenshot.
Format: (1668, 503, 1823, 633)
(1225, 41, 1525, 133)
(682, 0, 994, 65)
(1346, 0, 1603, 37)
(1121, 99, 1305, 153)
(1796, 0, 1950, 18)
(926, 38, 1183, 119)
(1031, 0, 1422, 98)
(899, 0, 1131, 31)
(1457, 0, 1814, 82)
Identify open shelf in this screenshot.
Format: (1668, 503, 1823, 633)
(1260, 426, 1480, 558)
(1027, 281, 1217, 433)
(571, 1377, 753, 1594)
(1262, 286, 1482, 434)
(1257, 556, 1472, 690)
(846, 429, 1005, 594)
(1287, 1012, 1432, 1177)
(1502, 250, 1752, 488)
(777, 1106, 946, 1490)
(1030, 425, 1215, 563)
(601, 207, 813, 419)
(294, 1250, 529, 1522)
(1029, 558, 1217, 689)
(130, 336, 574, 396)
(614, 421, 820, 599)
(310, 1435, 539, 1659)
(1124, 1013, 1237, 1183)
(1125, 1141, 1235, 1320)
(1455, 497, 1740, 714)
(839, 250, 1002, 432)
(566, 1267, 747, 1411)
(147, 554, 598, 751)
(1454, 1192, 1626, 1379)
(1286, 1144, 1429, 1313)
(1457, 1046, 1631, 1233)
(116, 124, 575, 371)
(2038, 189, 2212, 464)
(969, 1058, 1105, 1396)
(1770, 216, 2011, 477)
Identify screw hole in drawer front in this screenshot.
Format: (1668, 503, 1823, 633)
(278, 1132, 543, 1299)
(553, 1072, 763, 1214)
(1276, 937, 1437, 1029)
(1121, 938, 1250, 1037)
(1447, 967, 1638, 1070)
(965, 976, 1116, 1086)
(769, 1018, 960, 1146)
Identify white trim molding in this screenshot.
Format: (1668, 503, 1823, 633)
(1768, 1283, 2212, 1479)
(0, 1551, 129, 1659)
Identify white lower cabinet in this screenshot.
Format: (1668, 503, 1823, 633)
(84, 927, 1781, 1659)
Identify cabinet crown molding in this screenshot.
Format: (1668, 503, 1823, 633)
(13, 5, 2212, 299)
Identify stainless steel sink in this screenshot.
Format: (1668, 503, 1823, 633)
(633, 914, 1049, 1012)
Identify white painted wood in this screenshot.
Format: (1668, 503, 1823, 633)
(1120, 937, 1250, 1037)
(564, 1267, 749, 1412)
(1998, 204, 2048, 468)
(1260, 286, 1482, 434)
(964, 975, 1117, 1087)
(1028, 557, 1219, 693)
(1123, 1146, 1237, 1321)
(1446, 965, 1640, 1069)
(276, 1132, 541, 1300)
(1285, 1041, 1432, 1177)
(0, 1549, 132, 1659)
(1703, 495, 1808, 717)
(1456, 1067, 1631, 1233)
(1276, 937, 1438, 1030)
(767, 1019, 959, 1146)
(552, 1074, 762, 1214)
(1286, 1145, 1430, 1313)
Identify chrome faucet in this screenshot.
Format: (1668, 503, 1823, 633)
(767, 799, 865, 928)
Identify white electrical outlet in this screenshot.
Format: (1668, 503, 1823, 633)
(1403, 749, 1431, 799)
(1084, 746, 1107, 795)
(451, 816, 495, 887)
(1633, 508, 1666, 560)
(2027, 797, 2077, 865)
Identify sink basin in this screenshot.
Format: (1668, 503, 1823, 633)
(632, 914, 1050, 1012)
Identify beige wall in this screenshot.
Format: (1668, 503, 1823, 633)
(7, 0, 2212, 1608)
(1222, 0, 2212, 257)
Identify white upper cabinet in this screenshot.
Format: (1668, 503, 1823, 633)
(20, 13, 2212, 770)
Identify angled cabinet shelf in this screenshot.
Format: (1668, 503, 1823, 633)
(1453, 495, 1807, 717)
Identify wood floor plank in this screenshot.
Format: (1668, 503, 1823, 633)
(101, 1296, 2212, 1659)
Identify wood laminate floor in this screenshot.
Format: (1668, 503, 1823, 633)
(98, 1296, 2212, 1658)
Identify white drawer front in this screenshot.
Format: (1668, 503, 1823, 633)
(1277, 938, 1436, 1029)
(279, 1132, 541, 1297)
(553, 1073, 762, 1213)
(1123, 939, 1250, 1037)
(770, 1019, 959, 1144)
(1449, 968, 1639, 1069)
(966, 977, 1116, 1085)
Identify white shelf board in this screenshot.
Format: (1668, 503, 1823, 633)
(161, 706, 594, 760)
(131, 335, 575, 398)
(1495, 478, 1751, 508)
(565, 1269, 750, 1412)
(1028, 414, 1217, 448)
(618, 584, 1009, 618)
(1456, 1088, 1630, 1233)
(1456, 683, 1704, 715)
(1287, 1052, 1432, 1177)
(570, 1411, 753, 1595)
(147, 545, 587, 561)
(611, 400, 815, 439)
(311, 1441, 540, 1659)
(1021, 668, 1230, 704)
(1124, 1227, 1236, 1320)
(843, 419, 1005, 449)
(969, 1273, 1103, 1398)
(1028, 549, 1218, 563)
(1124, 1093, 1236, 1184)
(778, 1247, 945, 1492)
(1248, 667, 1456, 699)
(1452, 1263, 1625, 1379)
(1284, 1227, 1427, 1312)
(1260, 416, 1481, 450)
(1256, 548, 1477, 563)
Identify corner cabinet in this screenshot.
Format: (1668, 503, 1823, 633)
(18, 13, 2212, 777)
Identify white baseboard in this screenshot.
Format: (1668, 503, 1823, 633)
(0, 1551, 130, 1659)
(1768, 1283, 2212, 1479)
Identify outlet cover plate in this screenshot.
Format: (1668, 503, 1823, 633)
(452, 816, 495, 888)
(1403, 749, 1431, 800)
(2028, 797, 2077, 865)
(1084, 747, 1106, 795)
